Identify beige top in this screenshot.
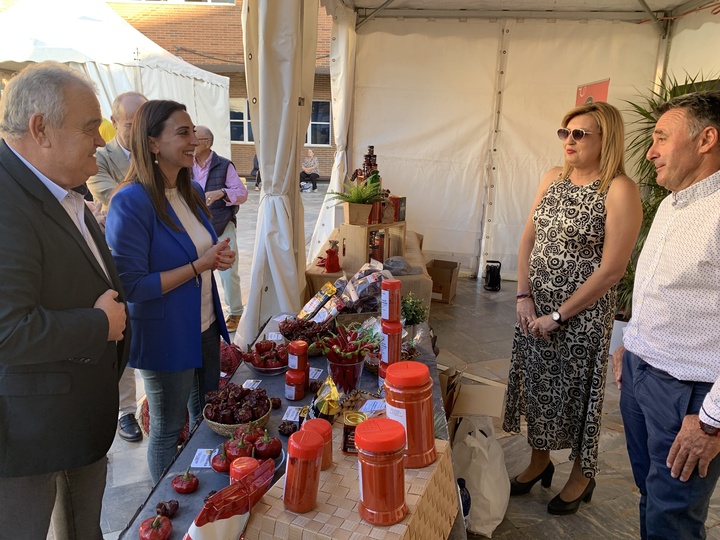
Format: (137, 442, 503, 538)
(166, 188, 215, 331)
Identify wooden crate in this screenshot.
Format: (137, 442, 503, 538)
(338, 221, 407, 272)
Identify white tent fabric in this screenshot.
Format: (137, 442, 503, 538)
(234, 0, 319, 348)
(0, 0, 231, 156)
(308, 2, 358, 263)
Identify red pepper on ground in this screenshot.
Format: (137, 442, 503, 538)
(171, 466, 199, 494)
(138, 515, 172, 540)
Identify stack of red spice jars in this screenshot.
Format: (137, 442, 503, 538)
(379, 279, 402, 392)
(285, 340, 309, 401)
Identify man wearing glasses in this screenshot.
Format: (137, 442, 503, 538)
(193, 125, 248, 332)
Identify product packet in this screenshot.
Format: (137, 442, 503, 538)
(311, 295, 345, 324)
(308, 376, 341, 422)
(183, 458, 274, 540)
(298, 282, 336, 320)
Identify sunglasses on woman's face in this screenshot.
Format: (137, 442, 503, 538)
(557, 128, 594, 141)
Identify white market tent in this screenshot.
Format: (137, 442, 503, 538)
(237, 0, 720, 346)
(0, 0, 231, 156)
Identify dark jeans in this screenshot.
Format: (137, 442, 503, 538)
(620, 350, 720, 539)
(141, 321, 220, 483)
(300, 171, 318, 190)
(254, 171, 261, 188)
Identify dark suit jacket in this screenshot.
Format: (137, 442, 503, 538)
(86, 137, 129, 211)
(0, 140, 129, 477)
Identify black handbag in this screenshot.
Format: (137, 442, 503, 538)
(484, 260, 502, 291)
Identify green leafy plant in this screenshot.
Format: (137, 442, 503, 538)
(401, 292, 429, 325)
(327, 174, 386, 205)
(617, 73, 719, 318)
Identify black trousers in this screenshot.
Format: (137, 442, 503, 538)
(300, 171, 318, 189)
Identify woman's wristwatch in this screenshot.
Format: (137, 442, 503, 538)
(551, 311, 566, 325)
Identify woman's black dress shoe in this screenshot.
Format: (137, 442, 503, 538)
(547, 477, 596, 515)
(510, 461, 554, 495)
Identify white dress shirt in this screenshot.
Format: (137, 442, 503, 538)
(624, 170, 720, 426)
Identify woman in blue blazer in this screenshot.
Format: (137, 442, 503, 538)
(106, 100, 235, 483)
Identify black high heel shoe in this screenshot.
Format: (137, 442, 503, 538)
(547, 477, 596, 515)
(510, 461, 554, 495)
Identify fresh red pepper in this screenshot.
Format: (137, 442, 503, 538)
(253, 430, 282, 459)
(225, 436, 253, 461)
(233, 423, 265, 445)
(211, 447, 231, 473)
(138, 515, 172, 540)
(171, 466, 199, 494)
(254, 337, 275, 354)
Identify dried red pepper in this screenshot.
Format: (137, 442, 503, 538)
(155, 499, 179, 518)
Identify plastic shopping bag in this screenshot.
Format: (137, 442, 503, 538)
(452, 416, 510, 537)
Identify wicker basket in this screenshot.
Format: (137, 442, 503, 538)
(203, 398, 272, 438)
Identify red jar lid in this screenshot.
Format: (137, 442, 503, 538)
(288, 340, 308, 354)
(355, 418, 406, 453)
(381, 320, 403, 335)
(385, 361, 430, 387)
(381, 279, 402, 291)
(301, 418, 332, 443)
(288, 430, 324, 460)
(230, 457, 259, 482)
(285, 368, 305, 384)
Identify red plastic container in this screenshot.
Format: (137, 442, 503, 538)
(301, 418, 333, 470)
(355, 417, 408, 525)
(380, 320, 402, 365)
(381, 279, 402, 322)
(384, 361, 437, 468)
(283, 430, 324, 513)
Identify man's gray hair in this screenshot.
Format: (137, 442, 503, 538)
(0, 61, 96, 141)
(111, 91, 147, 118)
(656, 91, 720, 140)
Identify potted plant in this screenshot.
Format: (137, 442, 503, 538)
(328, 175, 386, 225)
(617, 73, 718, 326)
(401, 292, 429, 342)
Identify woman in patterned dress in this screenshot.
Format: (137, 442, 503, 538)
(503, 102, 642, 515)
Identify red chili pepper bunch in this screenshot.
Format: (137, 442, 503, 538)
(321, 324, 380, 393)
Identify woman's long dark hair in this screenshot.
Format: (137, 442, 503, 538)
(123, 100, 209, 231)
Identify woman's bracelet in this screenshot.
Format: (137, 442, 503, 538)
(189, 261, 200, 287)
(516, 292, 532, 300)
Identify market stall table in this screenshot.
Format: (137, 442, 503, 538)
(119, 320, 465, 540)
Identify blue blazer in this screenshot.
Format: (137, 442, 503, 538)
(106, 183, 230, 371)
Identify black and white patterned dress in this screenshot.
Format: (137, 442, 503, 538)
(503, 177, 616, 477)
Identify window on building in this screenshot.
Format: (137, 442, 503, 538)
(306, 100, 331, 146)
(230, 98, 253, 143)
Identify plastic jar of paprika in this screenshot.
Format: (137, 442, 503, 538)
(301, 418, 333, 470)
(355, 417, 408, 526)
(285, 368, 305, 401)
(288, 340, 308, 371)
(384, 361, 437, 468)
(381, 279, 402, 322)
(378, 361, 387, 397)
(283, 430, 324, 513)
(380, 320, 402, 365)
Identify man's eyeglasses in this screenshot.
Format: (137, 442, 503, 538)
(557, 128, 595, 142)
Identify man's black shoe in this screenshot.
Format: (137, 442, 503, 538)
(118, 413, 143, 442)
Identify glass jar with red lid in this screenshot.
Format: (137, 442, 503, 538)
(384, 361, 437, 468)
(355, 417, 408, 526)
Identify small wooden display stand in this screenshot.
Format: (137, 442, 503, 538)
(338, 221, 407, 271)
(245, 435, 457, 540)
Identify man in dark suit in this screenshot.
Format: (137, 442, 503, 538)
(0, 61, 128, 539)
(87, 90, 147, 442)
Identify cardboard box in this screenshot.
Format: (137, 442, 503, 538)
(427, 259, 459, 303)
(439, 366, 507, 443)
